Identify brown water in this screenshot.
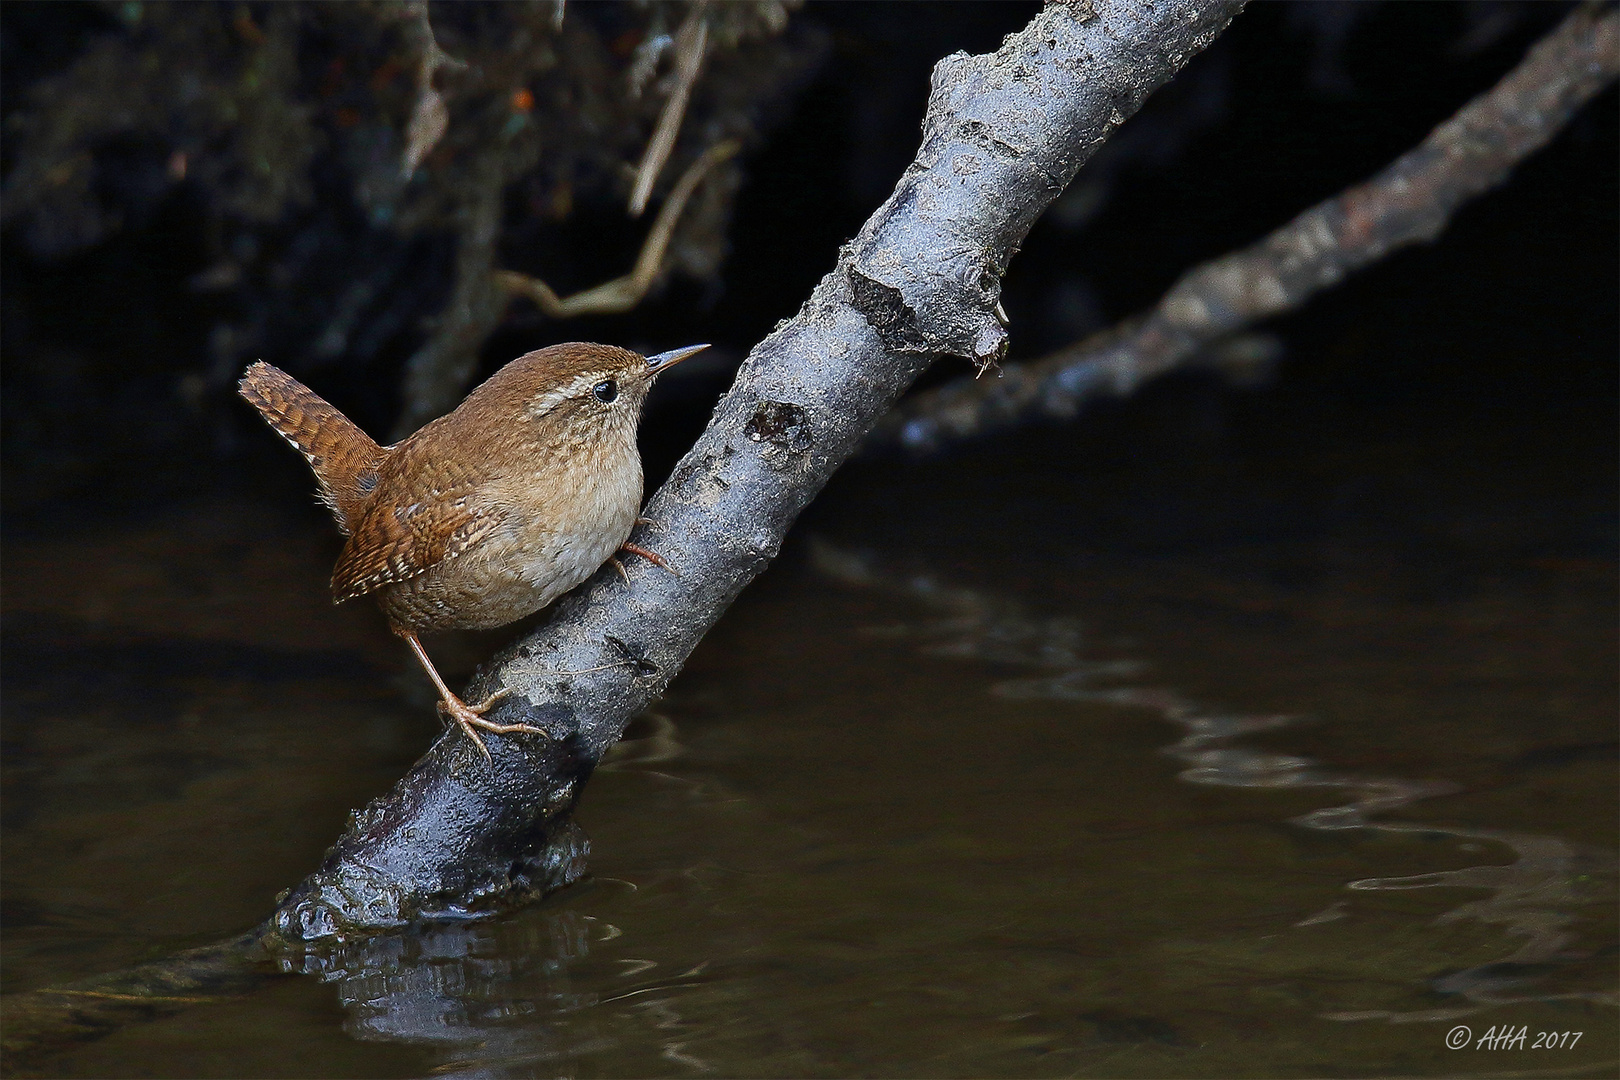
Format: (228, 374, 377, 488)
(3, 409, 1616, 1077)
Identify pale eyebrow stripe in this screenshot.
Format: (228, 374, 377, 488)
(525, 371, 611, 417)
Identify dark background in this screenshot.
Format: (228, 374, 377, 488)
(3, 0, 1614, 571)
(1, 6, 1614, 1071)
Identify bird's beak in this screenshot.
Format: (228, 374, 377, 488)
(644, 343, 710, 375)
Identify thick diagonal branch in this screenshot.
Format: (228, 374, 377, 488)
(872, 4, 1620, 455)
(268, 0, 1246, 943)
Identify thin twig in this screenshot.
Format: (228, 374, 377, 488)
(495, 139, 740, 318)
(872, 4, 1620, 455)
(628, 4, 710, 217)
(400, 0, 467, 178)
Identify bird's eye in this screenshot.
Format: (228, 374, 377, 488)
(592, 379, 618, 403)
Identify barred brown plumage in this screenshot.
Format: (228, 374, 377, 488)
(238, 342, 708, 761)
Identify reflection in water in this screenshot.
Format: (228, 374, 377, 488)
(276, 909, 708, 1076)
(270, 715, 718, 1076)
(813, 542, 1619, 1027)
(280, 543, 1612, 1073)
(1334, 825, 1616, 1022)
(4, 500, 1610, 1075)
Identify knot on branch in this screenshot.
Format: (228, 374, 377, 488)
(847, 264, 1008, 371)
(745, 400, 813, 453)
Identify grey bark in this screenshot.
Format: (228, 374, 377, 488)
(268, 0, 1247, 943)
(871, 3, 1620, 454)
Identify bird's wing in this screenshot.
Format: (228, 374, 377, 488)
(330, 489, 504, 603)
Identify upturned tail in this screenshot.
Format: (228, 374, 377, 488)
(238, 362, 384, 536)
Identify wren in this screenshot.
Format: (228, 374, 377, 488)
(239, 341, 708, 759)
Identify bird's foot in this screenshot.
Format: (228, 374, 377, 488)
(437, 688, 545, 762)
(619, 542, 678, 575)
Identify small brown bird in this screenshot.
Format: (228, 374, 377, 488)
(239, 342, 708, 759)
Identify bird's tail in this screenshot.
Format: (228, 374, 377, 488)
(238, 362, 384, 535)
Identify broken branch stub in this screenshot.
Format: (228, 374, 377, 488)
(872, 3, 1619, 453)
(847, 0, 1236, 373)
(268, 0, 1245, 944)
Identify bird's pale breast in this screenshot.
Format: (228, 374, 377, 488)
(376, 439, 642, 632)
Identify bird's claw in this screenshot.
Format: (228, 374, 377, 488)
(619, 542, 678, 576)
(437, 687, 545, 762)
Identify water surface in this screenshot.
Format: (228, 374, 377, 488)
(4, 393, 1614, 1077)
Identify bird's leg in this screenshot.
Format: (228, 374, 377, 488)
(397, 629, 544, 761)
